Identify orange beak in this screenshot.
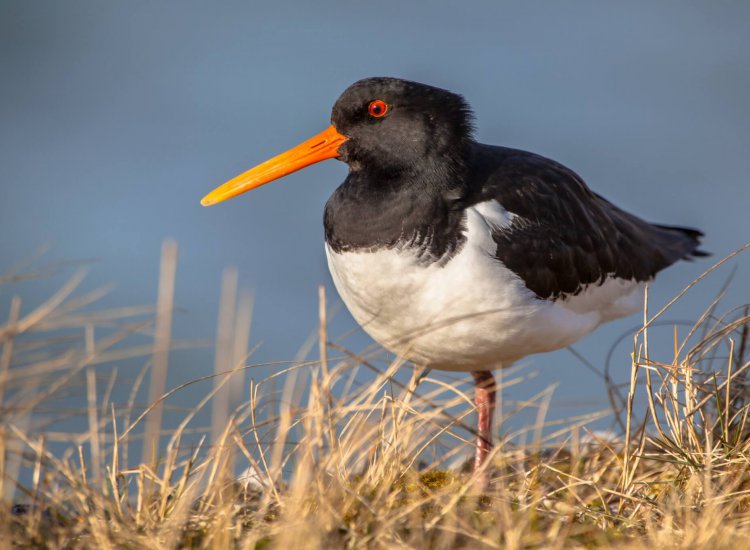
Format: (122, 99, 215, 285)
(201, 125, 347, 206)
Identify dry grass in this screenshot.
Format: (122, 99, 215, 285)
(1, 244, 750, 549)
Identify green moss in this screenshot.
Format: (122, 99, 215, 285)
(419, 470, 455, 490)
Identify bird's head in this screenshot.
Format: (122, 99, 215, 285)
(331, 77, 474, 174)
(201, 77, 474, 206)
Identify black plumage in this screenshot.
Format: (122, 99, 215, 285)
(324, 77, 706, 300)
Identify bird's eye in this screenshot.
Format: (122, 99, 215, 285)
(368, 100, 389, 118)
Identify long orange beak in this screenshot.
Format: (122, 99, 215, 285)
(201, 125, 347, 206)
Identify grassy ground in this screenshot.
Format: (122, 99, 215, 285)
(1, 245, 749, 549)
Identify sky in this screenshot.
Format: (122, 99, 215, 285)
(1, 1, 749, 434)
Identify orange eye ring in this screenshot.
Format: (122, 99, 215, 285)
(368, 99, 389, 118)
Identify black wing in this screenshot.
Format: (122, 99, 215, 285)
(468, 144, 707, 300)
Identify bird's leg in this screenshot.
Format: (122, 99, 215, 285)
(472, 370, 496, 483)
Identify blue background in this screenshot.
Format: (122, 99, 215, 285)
(2, 1, 748, 430)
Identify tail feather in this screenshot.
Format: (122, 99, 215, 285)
(653, 223, 709, 259)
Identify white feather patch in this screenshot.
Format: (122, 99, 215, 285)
(325, 200, 642, 371)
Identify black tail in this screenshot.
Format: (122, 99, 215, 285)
(653, 224, 710, 259)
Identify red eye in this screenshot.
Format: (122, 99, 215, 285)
(368, 99, 389, 118)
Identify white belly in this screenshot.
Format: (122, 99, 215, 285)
(324, 201, 644, 371)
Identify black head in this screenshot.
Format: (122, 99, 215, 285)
(201, 77, 475, 207)
(331, 77, 475, 176)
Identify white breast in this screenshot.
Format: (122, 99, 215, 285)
(325, 200, 643, 371)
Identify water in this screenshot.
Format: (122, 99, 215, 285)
(1, 0, 748, 443)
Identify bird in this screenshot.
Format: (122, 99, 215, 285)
(201, 77, 706, 486)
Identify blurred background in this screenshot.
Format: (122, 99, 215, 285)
(1, 1, 749, 435)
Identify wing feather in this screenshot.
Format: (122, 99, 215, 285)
(467, 144, 705, 300)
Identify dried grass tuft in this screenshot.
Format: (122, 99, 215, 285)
(1, 243, 750, 549)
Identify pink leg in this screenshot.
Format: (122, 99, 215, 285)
(472, 371, 496, 483)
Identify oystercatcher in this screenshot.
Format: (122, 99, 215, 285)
(201, 77, 705, 483)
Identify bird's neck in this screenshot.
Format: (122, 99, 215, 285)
(324, 150, 474, 260)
